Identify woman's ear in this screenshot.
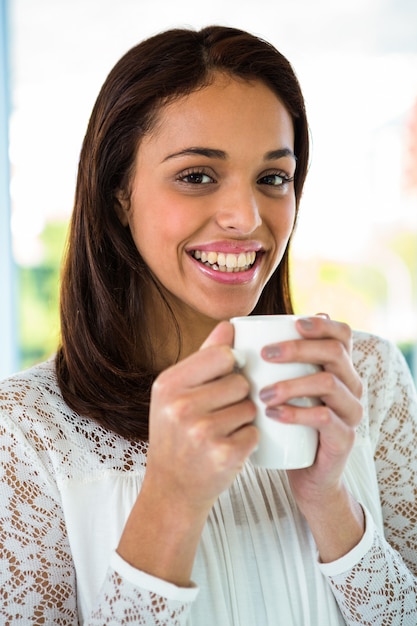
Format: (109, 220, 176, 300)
(114, 189, 130, 227)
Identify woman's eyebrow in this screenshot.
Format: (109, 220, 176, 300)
(162, 146, 297, 162)
(264, 148, 297, 161)
(163, 147, 227, 161)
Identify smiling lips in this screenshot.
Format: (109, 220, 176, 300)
(191, 249, 257, 272)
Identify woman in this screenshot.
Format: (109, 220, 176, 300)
(1, 25, 417, 625)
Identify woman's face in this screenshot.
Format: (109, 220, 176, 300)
(119, 73, 296, 323)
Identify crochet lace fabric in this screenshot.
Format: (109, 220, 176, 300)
(89, 571, 189, 625)
(329, 527, 417, 625)
(326, 334, 417, 624)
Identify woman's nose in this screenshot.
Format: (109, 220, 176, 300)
(215, 184, 262, 234)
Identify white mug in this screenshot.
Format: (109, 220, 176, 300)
(231, 314, 320, 469)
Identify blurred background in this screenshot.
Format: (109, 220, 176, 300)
(1, 0, 417, 379)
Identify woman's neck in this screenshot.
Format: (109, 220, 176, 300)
(143, 287, 218, 371)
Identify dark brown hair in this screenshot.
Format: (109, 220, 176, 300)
(56, 25, 310, 440)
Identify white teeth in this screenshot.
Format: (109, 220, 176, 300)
(217, 252, 226, 267)
(226, 253, 237, 269)
(237, 253, 247, 268)
(191, 249, 257, 272)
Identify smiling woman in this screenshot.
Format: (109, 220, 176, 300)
(1, 24, 417, 626)
(114, 75, 296, 339)
(56, 31, 309, 435)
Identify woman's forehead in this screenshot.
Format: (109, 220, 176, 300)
(140, 74, 293, 152)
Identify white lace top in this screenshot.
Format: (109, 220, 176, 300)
(1, 330, 417, 625)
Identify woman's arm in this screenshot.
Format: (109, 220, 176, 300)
(323, 336, 417, 625)
(259, 321, 417, 624)
(116, 321, 258, 587)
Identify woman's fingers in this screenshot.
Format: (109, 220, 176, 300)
(157, 375, 256, 439)
(157, 343, 235, 389)
(297, 316, 352, 350)
(269, 402, 356, 462)
(155, 367, 250, 413)
(186, 408, 259, 472)
(261, 317, 362, 400)
(261, 369, 363, 428)
(259, 316, 363, 475)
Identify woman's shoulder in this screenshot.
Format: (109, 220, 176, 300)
(0, 358, 63, 419)
(351, 328, 409, 382)
(0, 358, 147, 479)
(351, 329, 417, 441)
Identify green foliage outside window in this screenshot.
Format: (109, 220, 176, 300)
(18, 221, 68, 369)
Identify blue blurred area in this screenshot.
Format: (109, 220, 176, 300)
(0, 0, 18, 379)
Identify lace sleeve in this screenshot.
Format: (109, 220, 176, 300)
(0, 402, 195, 624)
(87, 553, 197, 625)
(87, 572, 190, 625)
(0, 414, 78, 623)
(326, 336, 417, 625)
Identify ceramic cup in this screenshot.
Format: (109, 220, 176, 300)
(231, 314, 320, 469)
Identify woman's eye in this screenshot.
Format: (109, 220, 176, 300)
(178, 170, 214, 184)
(257, 173, 293, 187)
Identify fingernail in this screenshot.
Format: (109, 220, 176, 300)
(259, 387, 276, 402)
(263, 345, 281, 359)
(299, 317, 314, 330)
(266, 406, 284, 420)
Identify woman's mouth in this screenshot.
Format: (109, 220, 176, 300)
(190, 249, 257, 273)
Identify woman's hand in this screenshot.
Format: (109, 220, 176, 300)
(146, 320, 258, 513)
(118, 321, 257, 585)
(259, 315, 365, 561)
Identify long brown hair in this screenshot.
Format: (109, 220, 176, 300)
(56, 25, 310, 440)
